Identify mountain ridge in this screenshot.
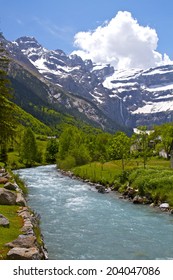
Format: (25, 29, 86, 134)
(1, 35, 129, 134)
(2, 34, 173, 132)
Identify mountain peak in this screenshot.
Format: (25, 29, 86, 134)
(15, 36, 42, 50)
(54, 49, 66, 56)
(6, 34, 173, 129)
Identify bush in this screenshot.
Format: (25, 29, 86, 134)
(112, 180, 121, 191)
(149, 177, 173, 190)
(129, 168, 156, 184)
(119, 170, 129, 184)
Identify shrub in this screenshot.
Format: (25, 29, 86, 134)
(129, 167, 173, 204)
(119, 170, 129, 184)
(112, 180, 121, 191)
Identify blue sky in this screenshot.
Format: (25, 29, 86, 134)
(1, 0, 173, 69)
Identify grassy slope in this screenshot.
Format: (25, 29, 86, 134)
(14, 103, 52, 135)
(0, 205, 23, 259)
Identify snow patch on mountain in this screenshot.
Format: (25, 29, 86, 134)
(145, 84, 173, 92)
(10, 36, 173, 128)
(132, 100, 173, 114)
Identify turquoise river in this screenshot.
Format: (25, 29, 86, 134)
(15, 165, 173, 260)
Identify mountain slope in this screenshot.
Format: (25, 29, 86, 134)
(2, 34, 173, 131)
(9, 60, 127, 133)
(12, 36, 130, 128)
(13, 36, 173, 128)
(0, 35, 131, 134)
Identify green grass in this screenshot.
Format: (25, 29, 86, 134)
(72, 157, 173, 206)
(0, 205, 23, 259)
(129, 168, 173, 206)
(73, 158, 170, 185)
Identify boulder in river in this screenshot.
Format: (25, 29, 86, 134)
(159, 203, 170, 211)
(133, 195, 144, 204)
(97, 185, 107, 194)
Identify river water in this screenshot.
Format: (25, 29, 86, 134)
(15, 165, 173, 260)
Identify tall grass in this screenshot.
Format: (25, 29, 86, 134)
(72, 158, 173, 206)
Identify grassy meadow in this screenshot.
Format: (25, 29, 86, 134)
(72, 157, 173, 206)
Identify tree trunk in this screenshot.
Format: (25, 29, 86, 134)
(170, 150, 173, 168)
(170, 140, 173, 168)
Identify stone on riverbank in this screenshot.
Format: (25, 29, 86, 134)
(0, 177, 8, 184)
(16, 192, 27, 206)
(6, 235, 36, 248)
(0, 168, 6, 174)
(7, 247, 40, 260)
(4, 182, 17, 191)
(0, 214, 10, 227)
(133, 195, 144, 204)
(0, 188, 17, 205)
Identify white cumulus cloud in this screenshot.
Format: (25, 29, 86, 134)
(72, 11, 172, 70)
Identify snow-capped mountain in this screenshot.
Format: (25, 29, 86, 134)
(103, 65, 173, 126)
(11, 36, 129, 128)
(4, 35, 173, 129)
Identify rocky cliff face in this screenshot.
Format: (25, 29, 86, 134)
(103, 66, 173, 127)
(2, 35, 173, 130)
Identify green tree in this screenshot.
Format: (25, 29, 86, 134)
(71, 144, 91, 166)
(109, 131, 131, 171)
(0, 36, 17, 164)
(92, 133, 111, 161)
(20, 127, 38, 166)
(153, 123, 173, 168)
(45, 138, 59, 163)
(57, 126, 91, 168)
(154, 123, 173, 159)
(132, 126, 151, 169)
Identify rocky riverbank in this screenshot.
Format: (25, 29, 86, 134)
(0, 167, 48, 260)
(59, 169, 173, 214)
